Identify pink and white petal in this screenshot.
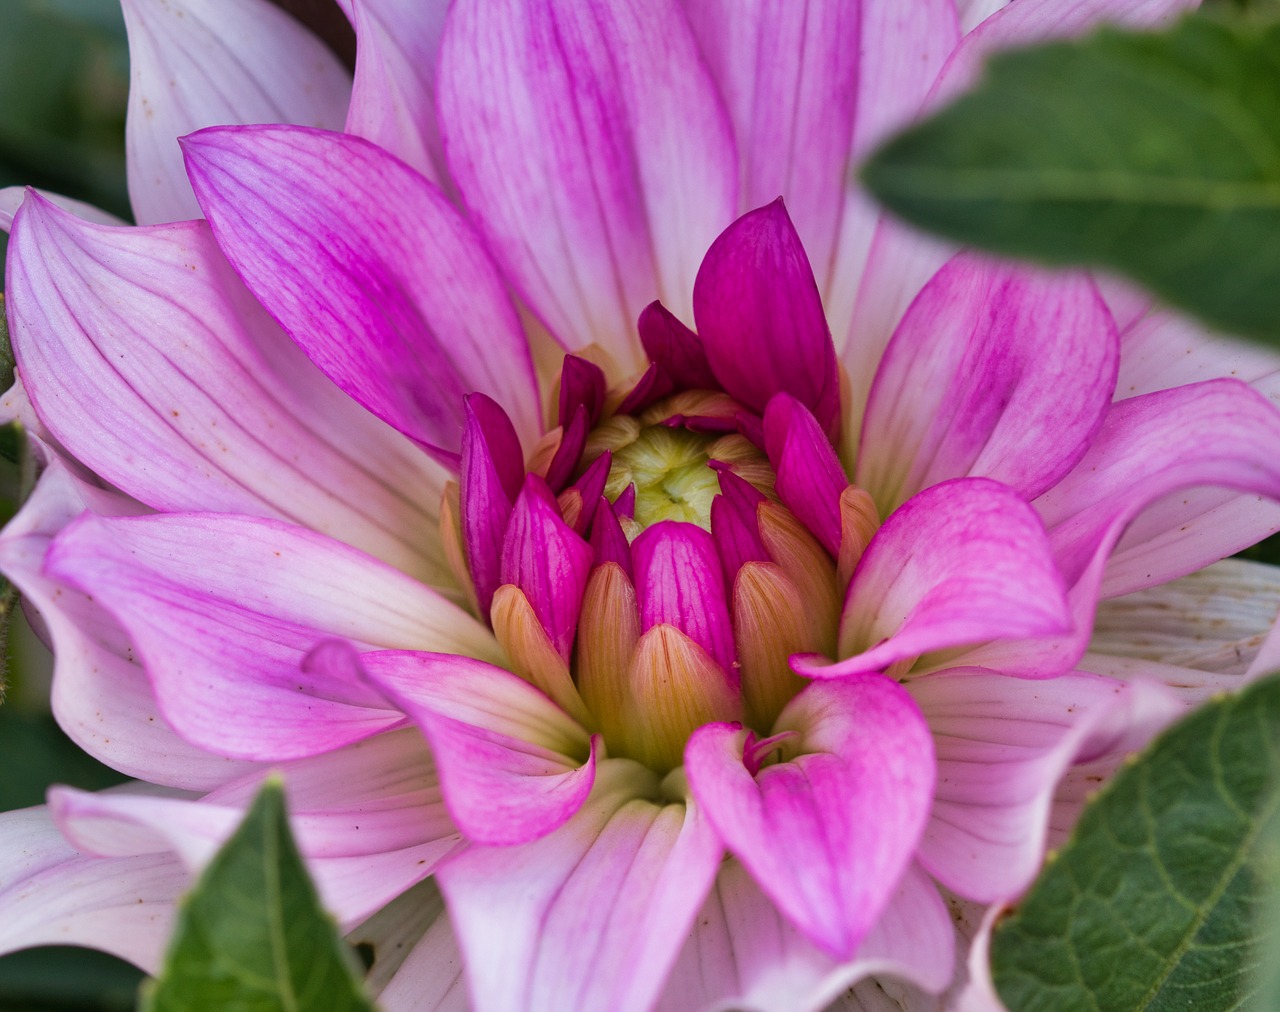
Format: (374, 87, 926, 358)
(344, 0, 452, 186)
(857, 254, 1116, 511)
(358, 880, 468, 1010)
(826, 0, 960, 346)
(931, 0, 1199, 106)
(659, 860, 954, 1012)
(183, 125, 540, 460)
(695, 201, 841, 437)
(436, 758, 722, 1012)
(0, 464, 258, 790)
(1034, 380, 1280, 599)
(686, 675, 933, 959)
(909, 667, 1181, 903)
(122, 0, 351, 224)
(0, 806, 184, 971)
(52, 732, 462, 928)
(438, 0, 737, 375)
(683, 0, 860, 293)
(7, 196, 452, 583)
(800, 479, 1069, 680)
(1090, 559, 1280, 677)
(45, 513, 500, 761)
(0, 187, 122, 232)
(1118, 311, 1280, 404)
(361, 651, 595, 846)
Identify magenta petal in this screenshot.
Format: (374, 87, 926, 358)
(182, 124, 540, 461)
(802, 478, 1071, 679)
(361, 651, 596, 846)
(685, 674, 934, 959)
(436, 759, 722, 1012)
(763, 393, 848, 556)
(558, 356, 607, 429)
(858, 253, 1118, 511)
(632, 521, 736, 675)
(544, 405, 590, 494)
(695, 201, 841, 438)
(589, 498, 633, 577)
(638, 301, 719, 391)
(438, 0, 737, 373)
(616, 362, 676, 417)
(567, 453, 611, 535)
(501, 477, 595, 659)
(462, 394, 524, 615)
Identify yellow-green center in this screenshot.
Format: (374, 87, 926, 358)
(603, 426, 721, 530)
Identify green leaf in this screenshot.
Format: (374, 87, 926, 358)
(861, 12, 1280, 344)
(990, 675, 1280, 1011)
(140, 779, 376, 1012)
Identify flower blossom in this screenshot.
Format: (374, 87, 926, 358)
(3, 0, 1280, 1010)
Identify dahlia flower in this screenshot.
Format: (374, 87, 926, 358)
(3, 0, 1280, 1009)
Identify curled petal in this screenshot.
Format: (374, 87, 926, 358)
(685, 674, 934, 959)
(800, 478, 1070, 679)
(461, 395, 524, 615)
(362, 651, 595, 846)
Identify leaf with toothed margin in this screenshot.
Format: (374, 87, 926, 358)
(140, 779, 375, 1012)
(990, 674, 1280, 1012)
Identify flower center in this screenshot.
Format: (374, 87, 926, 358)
(603, 426, 720, 530)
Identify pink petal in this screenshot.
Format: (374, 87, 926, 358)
(800, 478, 1070, 679)
(1118, 311, 1280, 403)
(658, 859, 954, 1011)
(825, 1, 961, 353)
(695, 200, 841, 438)
(1035, 379, 1280, 598)
(436, 759, 722, 1012)
(558, 355, 607, 429)
(44, 513, 501, 761)
(122, 0, 351, 224)
(931, 0, 1199, 107)
(6, 194, 450, 582)
(502, 477, 595, 659)
(637, 301, 718, 391)
(343, 0, 451, 185)
(685, 674, 934, 959)
(858, 253, 1117, 511)
(0, 807, 184, 972)
(437, 0, 737, 374)
(632, 521, 736, 675)
(361, 651, 595, 846)
(684, 1, 860, 297)
(763, 393, 848, 557)
(182, 124, 540, 461)
(461, 395, 524, 616)
(0, 186, 122, 232)
(909, 667, 1181, 903)
(51, 729, 463, 928)
(0, 464, 259, 790)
